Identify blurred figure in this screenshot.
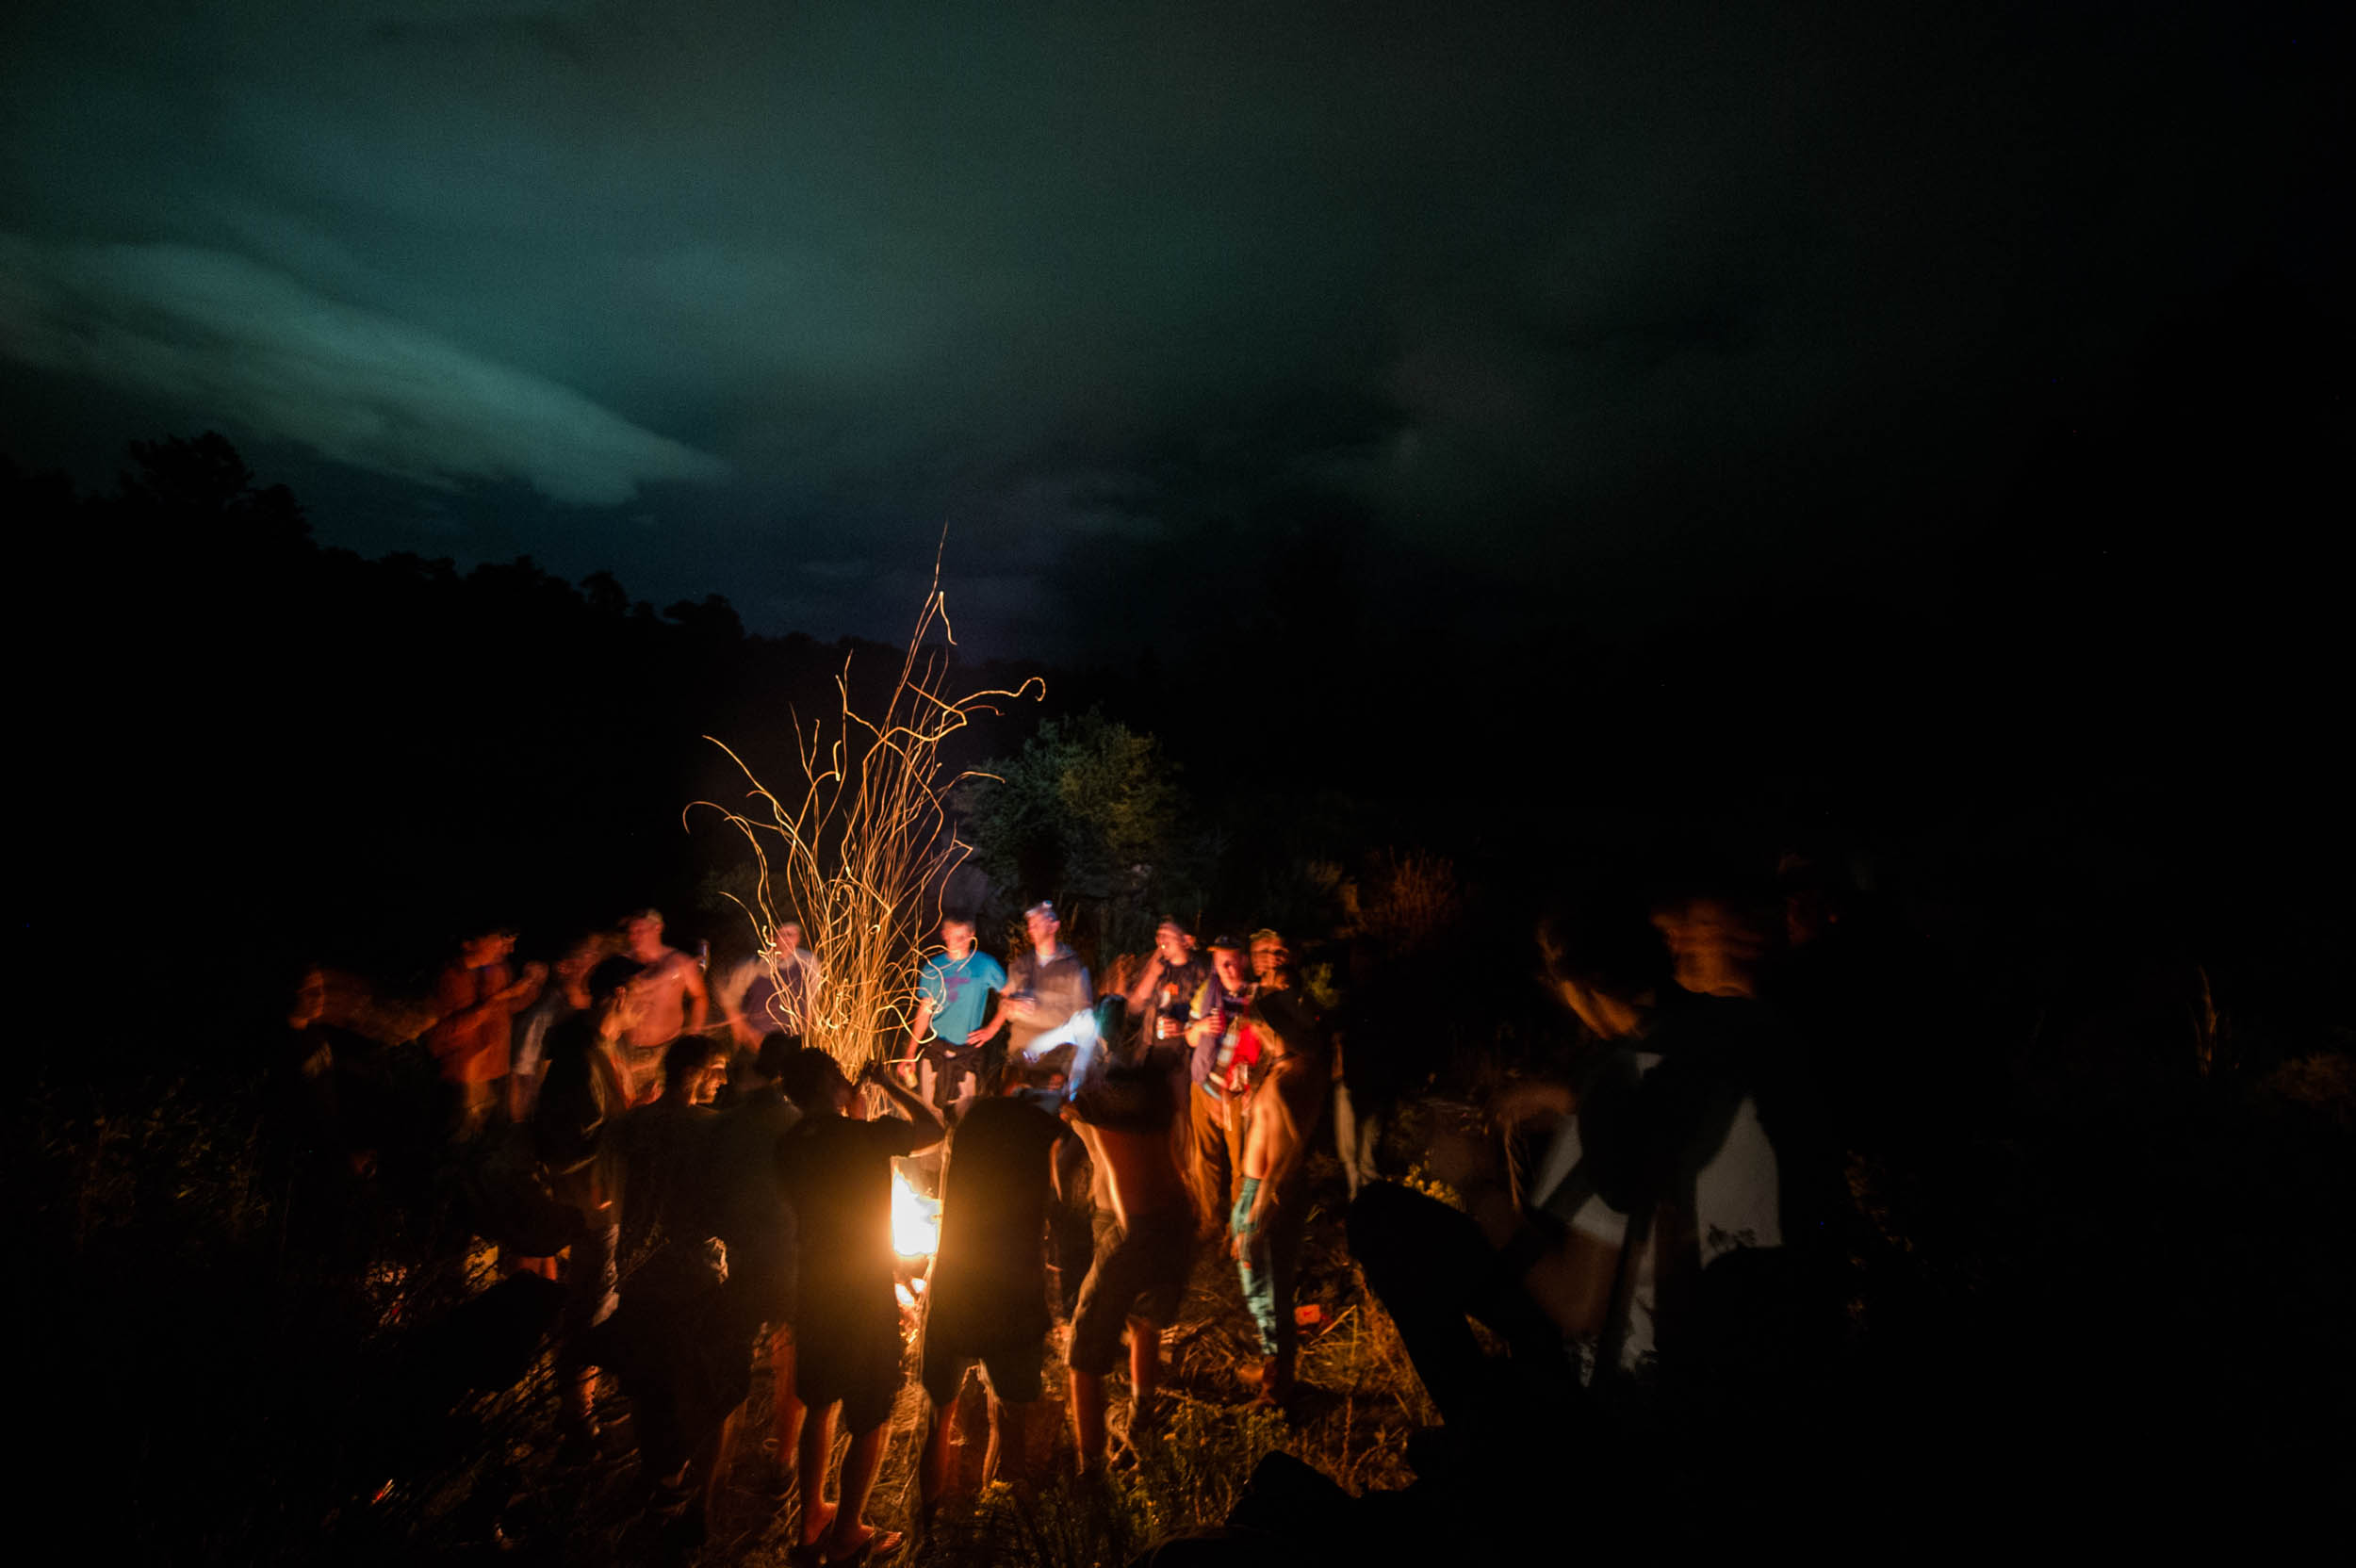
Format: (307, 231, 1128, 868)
(1248, 929, 1291, 990)
(972, 901, 1097, 1314)
(716, 939, 775, 1054)
(1066, 998, 1195, 1469)
(1329, 938, 1404, 1202)
(426, 923, 546, 1141)
(510, 934, 607, 1123)
(617, 909, 709, 1105)
(774, 1050, 943, 1565)
(1346, 912, 1666, 1435)
(268, 961, 378, 1264)
(1182, 936, 1258, 1239)
(1652, 893, 1770, 1001)
(1230, 1000, 1324, 1404)
(916, 1083, 1072, 1513)
(971, 902, 1093, 1089)
(1551, 888, 1833, 1404)
(703, 1035, 805, 1489)
(615, 1034, 729, 1255)
(533, 955, 640, 1459)
(1122, 918, 1205, 1066)
(679, 1036, 729, 1107)
(281, 962, 340, 1140)
(744, 920, 824, 1040)
(591, 1031, 744, 1545)
(905, 914, 1006, 1121)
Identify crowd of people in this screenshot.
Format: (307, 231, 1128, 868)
(280, 866, 1865, 1561)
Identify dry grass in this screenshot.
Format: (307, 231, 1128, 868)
(667, 1150, 1426, 1567)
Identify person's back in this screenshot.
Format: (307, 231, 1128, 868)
(772, 1050, 941, 1562)
(615, 1095, 719, 1255)
(926, 1095, 1066, 1348)
(777, 1113, 900, 1308)
(535, 1011, 627, 1211)
(1584, 895, 1836, 1392)
(701, 1082, 800, 1307)
(1072, 1055, 1188, 1231)
(1065, 1004, 1196, 1463)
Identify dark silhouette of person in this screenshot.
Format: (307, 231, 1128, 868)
(773, 1048, 943, 1563)
(915, 1084, 1072, 1511)
(532, 955, 639, 1460)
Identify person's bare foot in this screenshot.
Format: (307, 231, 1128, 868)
(789, 1499, 838, 1563)
(825, 1519, 905, 1564)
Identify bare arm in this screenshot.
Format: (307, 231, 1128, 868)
(679, 957, 709, 1035)
(1124, 955, 1167, 1012)
(1490, 1080, 1577, 1131)
(966, 1000, 1006, 1046)
(906, 997, 937, 1055)
(1050, 1124, 1085, 1207)
(859, 1059, 945, 1151)
(426, 966, 535, 1055)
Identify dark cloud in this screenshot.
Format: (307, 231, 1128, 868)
(0, 233, 728, 503)
(1, 1, 2337, 646)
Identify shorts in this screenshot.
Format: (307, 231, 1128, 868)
(1068, 1207, 1193, 1376)
(919, 1327, 1046, 1407)
(793, 1293, 906, 1433)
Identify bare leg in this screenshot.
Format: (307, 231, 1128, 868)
(918, 1395, 956, 1511)
(990, 1397, 1043, 1489)
(702, 1404, 742, 1529)
(562, 1365, 598, 1431)
(772, 1327, 805, 1469)
(1070, 1369, 1108, 1470)
(826, 1423, 898, 1556)
(1130, 1319, 1162, 1414)
(795, 1402, 838, 1548)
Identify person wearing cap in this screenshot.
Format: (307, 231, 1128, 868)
(1182, 935, 1259, 1238)
(1124, 918, 1208, 1067)
(968, 902, 1093, 1089)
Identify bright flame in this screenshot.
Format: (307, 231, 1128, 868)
(892, 1169, 940, 1258)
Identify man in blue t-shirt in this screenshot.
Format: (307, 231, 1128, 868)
(904, 915, 1006, 1119)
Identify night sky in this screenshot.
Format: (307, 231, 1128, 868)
(3, 2, 2341, 656)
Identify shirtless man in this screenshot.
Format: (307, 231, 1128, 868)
(1231, 1000, 1326, 1403)
(1063, 998, 1195, 1469)
(618, 908, 709, 1105)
